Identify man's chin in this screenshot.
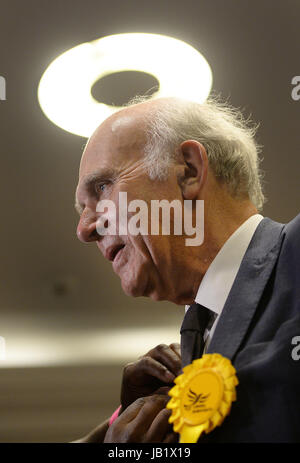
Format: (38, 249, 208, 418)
(124, 280, 166, 301)
(120, 277, 148, 298)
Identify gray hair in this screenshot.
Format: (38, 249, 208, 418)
(125, 95, 265, 211)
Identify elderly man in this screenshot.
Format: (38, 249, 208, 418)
(75, 97, 300, 442)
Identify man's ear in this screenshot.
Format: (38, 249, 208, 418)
(178, 140, 208, 200)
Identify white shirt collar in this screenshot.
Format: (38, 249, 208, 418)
(185, 214, 264, 315)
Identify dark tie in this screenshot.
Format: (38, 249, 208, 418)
(180, 303, 216, 368)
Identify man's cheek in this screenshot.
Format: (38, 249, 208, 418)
(127, 234, 149, 258)
(120, 261, 149, 297)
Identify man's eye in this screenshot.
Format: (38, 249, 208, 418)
(96, 183, 106, 193)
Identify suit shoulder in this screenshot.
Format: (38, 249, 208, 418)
(279, 213, 300, 276)
(284, 212, 300, 244)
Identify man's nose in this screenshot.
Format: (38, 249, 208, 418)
(76, 209, 99, 243)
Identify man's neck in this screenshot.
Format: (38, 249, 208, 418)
(185, 201, 259, 305)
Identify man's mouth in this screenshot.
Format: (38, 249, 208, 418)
(106, 244, 125, 262)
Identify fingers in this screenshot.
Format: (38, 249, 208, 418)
(125, 356, 176, 384)
(129, 395, 170, 435)
(105, 395, 172, 443)
(169, 342, 181, 359)
(115, 397, 146, 425)
(121, 342, 182, 412)
(104, 397, 148, 443)
(154, 386, 171, 395)
(124, 343, 182, 384)
(146, 406, 173, 442)
(163, 431, 179, 443)
(145, 343, 182, 377)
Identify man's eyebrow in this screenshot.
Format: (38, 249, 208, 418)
(75, 168, 117, 215)
(82, 168, 117, 190)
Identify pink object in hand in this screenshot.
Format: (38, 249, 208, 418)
(109, 405, 122, 426)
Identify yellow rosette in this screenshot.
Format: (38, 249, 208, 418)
(167, 353, 238, 443)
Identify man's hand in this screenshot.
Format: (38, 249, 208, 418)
(74, 343, 181, 443)
(104, 395, 178, 443)
(121, 343, 181, 411)
(72, 419, 109, 443)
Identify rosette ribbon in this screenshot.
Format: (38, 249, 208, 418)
(167, 353, 239, 443)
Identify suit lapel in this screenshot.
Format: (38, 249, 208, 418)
(206, 217, 285, 361)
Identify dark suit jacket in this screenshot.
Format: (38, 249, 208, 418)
(198, 213, 300, 443)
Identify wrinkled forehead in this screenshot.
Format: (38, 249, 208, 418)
(79, 112, 147, 179)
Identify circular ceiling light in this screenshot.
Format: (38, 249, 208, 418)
(38, 33, 213, 138)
